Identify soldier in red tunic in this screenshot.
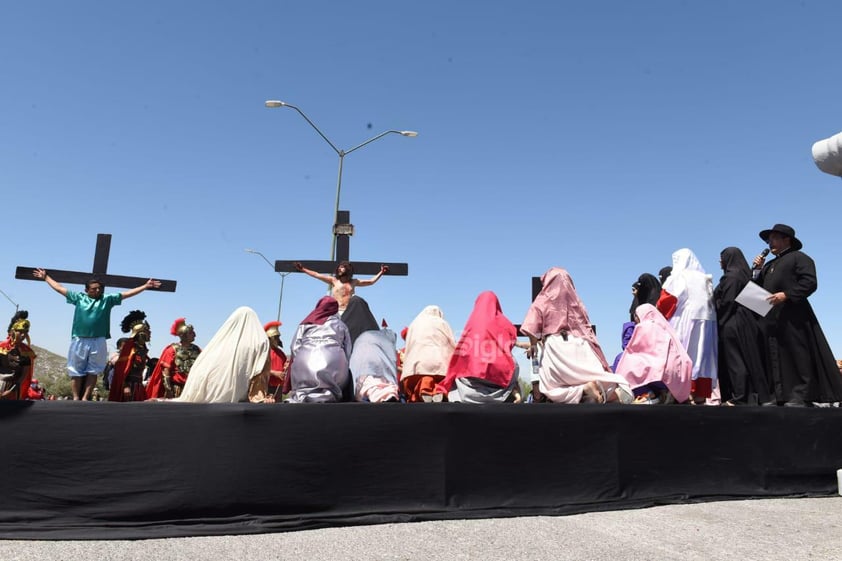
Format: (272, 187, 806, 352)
(0, 311, 37, 401)
(146, 318, 201, 399)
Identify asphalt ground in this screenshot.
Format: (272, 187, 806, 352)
(2, 496, 840, 560)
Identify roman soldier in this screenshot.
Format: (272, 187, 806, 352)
(264, 321, 287, 398)
(0, 311, 37, 400)
(146, 318, 201, 399)
(109, 310, 151, 402)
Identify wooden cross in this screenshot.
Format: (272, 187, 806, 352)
(15, 233, 177, 291)
(514, 278, 542, 337)
(274, 210, 409, 276)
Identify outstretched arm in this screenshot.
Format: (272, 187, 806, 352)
(294, 262, 334, 285)
(121, 279, 162, 300)
(356, 264, 389, 288)
(33, 269, 68, 297)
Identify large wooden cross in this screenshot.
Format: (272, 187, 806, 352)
(514, 277, 542, 337)
(274, 210, 409, 276)
(15, 233, 177, 291)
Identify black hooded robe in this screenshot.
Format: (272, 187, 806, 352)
(757, 248, 842, 404)
(714, 247, 771, 404)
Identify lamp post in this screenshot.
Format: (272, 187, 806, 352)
(245, 249, 290, 321)
(265, 99, 417, 260)
(0, 287, 18, 312)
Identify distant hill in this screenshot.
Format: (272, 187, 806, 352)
(31, 345, 71, 397)
(32, 345, 65, 378)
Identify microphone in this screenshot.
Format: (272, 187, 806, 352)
(753, 248, 770, 272)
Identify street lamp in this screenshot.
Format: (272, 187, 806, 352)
(265, 99, 417, 260)
(0, 287, 19, 312)
(245, 249, 290, 321)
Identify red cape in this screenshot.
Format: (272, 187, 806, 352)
(108, 339, 147, 402)
(145, 344, 175, 399)
(268, 347, 287, 390)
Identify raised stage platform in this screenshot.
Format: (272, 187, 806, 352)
(2, 401, 841, 540)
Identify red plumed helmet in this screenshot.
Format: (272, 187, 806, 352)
(264, 321, 282, 338)
(170, 318, 186, 336)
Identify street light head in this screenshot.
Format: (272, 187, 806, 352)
(244, 248, 256, 253)
(265, 100, 288, 108)
(400, 130, 418, 137)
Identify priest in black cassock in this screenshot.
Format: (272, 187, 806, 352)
(752, 224, 842, 406)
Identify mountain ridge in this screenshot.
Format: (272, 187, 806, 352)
(30, 345, 70, 395)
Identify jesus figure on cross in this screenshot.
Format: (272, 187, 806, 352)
(293, 261, 389, 313)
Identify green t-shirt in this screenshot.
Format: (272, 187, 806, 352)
(66, 291, 123, 338)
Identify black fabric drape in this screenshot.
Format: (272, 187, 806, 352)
(2, 401, 842, 540)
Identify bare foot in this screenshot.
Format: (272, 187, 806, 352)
(582, 381, 604, 404)
(689, 393, 706, 405)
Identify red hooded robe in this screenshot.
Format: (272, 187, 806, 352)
(437, 291, 517, 393)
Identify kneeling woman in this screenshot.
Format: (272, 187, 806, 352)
(436, 291, 522, 403)
(342, 296, 400, 402)
(521, 267, 632, 404)
(176, 307, 272, 404)
(401, 305, 457, 402)
(614, 304, 693, 404)
(287, 296, 352, 403)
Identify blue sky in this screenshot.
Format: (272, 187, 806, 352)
(2, 1, 841, 376)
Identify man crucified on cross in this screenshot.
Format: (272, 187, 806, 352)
(294, 261, 389, 313)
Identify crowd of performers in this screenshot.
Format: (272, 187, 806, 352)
(6, 224, 842, 407)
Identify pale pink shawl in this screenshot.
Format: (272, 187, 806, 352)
(402, 305, 457, 378)
(521, 267, 610, 370)
(614, 304, 692, 402)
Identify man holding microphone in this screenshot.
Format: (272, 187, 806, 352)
(752, 224, 842, 406)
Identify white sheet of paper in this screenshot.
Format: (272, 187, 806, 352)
(735, 281, 773, 317)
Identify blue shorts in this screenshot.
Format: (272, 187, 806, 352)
(67, 337, 108, 377)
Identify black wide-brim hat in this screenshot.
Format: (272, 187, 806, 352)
(759, 223, 802, 251)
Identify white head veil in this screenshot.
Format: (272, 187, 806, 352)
(177, 306, 269, 403)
